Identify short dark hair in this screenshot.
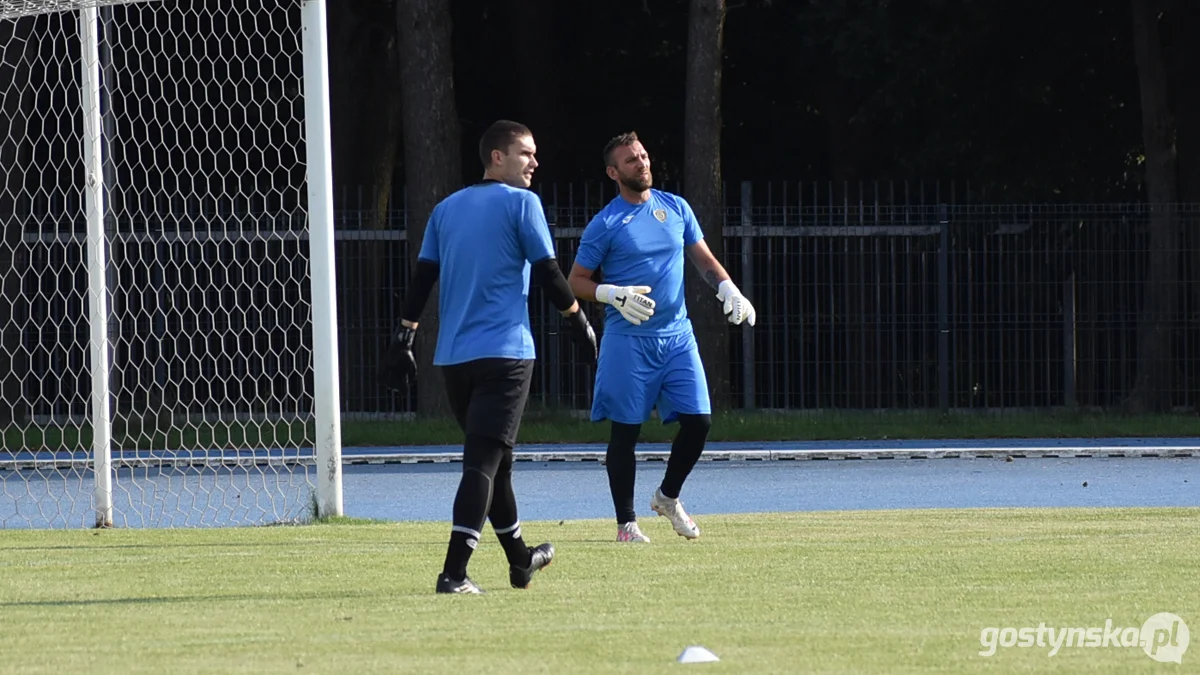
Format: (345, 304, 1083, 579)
(603, 131, 640, 167)
(479, 120, 532, 168)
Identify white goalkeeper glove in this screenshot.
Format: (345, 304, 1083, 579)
(716, 279, 756, 326)
(596, 284, 656, 326)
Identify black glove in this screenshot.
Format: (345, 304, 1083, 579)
(564, 308, 598, 364)
(383, 323, 418, 392)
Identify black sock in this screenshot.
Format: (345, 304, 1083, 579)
(660, 414, 711, 499)
(442, 529, 479, 581)
(488, 446, 531, 568)
(606, 422, 641, 524)
(441, 434, 504, 580)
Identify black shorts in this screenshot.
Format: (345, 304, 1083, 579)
(440, 358, 535, 447)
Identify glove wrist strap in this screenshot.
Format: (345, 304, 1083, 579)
(595, 284, 615, 305)
(394, 323, 416, 348)
(565, 308, 590, 332)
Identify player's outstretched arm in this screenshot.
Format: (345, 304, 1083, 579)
(532, 257, 597, 363)
(383, 259, 439, 391)
(568, 262, 656, 326)
(685, 240, 756, 326)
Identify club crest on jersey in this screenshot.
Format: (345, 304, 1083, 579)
(653, 209, 667, 222)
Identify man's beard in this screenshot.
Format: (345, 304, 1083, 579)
(619, 171, 652, 192)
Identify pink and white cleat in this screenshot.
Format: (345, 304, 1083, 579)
(617, 521, 651, 543)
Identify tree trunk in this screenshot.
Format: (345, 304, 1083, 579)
(328, 1, 402, 413)
(1170, 6, 1200, 202)
(683, 0, 731, 409)
(1166, 4, 1200, 409)
(0, 17, 33, 425)
(1127, 0, 1180, 412)
(396, 0, 461, 417)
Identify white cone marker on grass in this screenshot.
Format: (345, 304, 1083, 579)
(677, 646, 720, 663)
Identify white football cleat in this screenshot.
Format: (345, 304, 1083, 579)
(650, 488, 700, 539)
(617, 521, 651, 543)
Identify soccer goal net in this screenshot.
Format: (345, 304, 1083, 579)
(0, 0, 343, 528)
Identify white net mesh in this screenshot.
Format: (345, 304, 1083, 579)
(0, 0, 157, 20)
(0, 0, 319, 528)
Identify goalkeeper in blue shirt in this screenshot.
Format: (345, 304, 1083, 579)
(568, 132, 756, 543)
(386, 120, 598, 593)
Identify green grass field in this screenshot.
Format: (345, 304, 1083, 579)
(6, 410, 1200, 451)
(3, 508, 1196, 673)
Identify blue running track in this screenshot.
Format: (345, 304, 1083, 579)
(3, 438, 1198, 527)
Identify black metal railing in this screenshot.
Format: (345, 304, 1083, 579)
(6, 181, 1199, 422)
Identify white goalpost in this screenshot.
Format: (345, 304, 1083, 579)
(0, 0, 342, 528)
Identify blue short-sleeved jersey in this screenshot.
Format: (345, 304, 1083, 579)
(574, 189, 704, 337)
(417, 181, 556, 365)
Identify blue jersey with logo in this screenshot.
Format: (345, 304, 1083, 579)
(574, 189, 705, 337)
(417, 182, 556, 366)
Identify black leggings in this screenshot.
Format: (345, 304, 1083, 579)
(442, 433, 529, 579)
(606, 413, 712, 524)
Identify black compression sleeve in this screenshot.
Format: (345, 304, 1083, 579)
(401, 260, 440, 323)
(530, 257, 578, 313)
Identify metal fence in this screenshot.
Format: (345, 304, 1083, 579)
(339, 180, 1200, 416)
(9, 180, 1200, 422)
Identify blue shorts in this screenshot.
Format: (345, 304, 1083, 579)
(590, 331, 712, 425)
